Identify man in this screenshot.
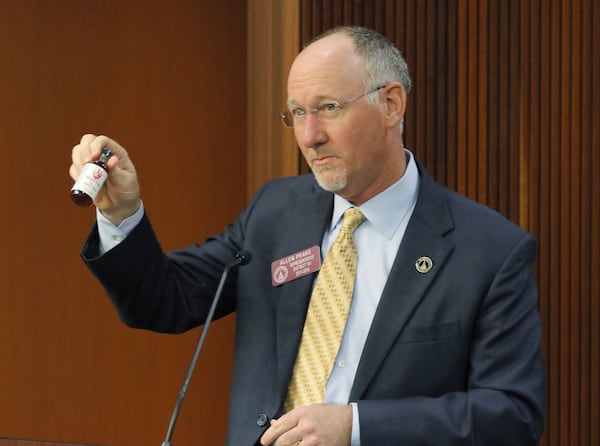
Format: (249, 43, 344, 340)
(70, 27, 544, 445)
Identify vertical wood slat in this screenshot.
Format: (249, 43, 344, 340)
(575, 1, 589, 442)
(477, 0, 487, 203)
(291, 1, 600, 445)
(538, 1, 559, 443)
(246, 0, 300, 197)
(589, 4, 600, 446)
(458, 0, 469, 195)
(563, 2, 578, 443)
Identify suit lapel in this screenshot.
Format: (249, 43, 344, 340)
(274, 183, 333, 404)
(350, 166, 455, 400)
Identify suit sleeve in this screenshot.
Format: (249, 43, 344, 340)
(357, 233, 545, 445)
(80, 208, 248, 334)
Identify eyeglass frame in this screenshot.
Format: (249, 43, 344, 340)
(279, 84, 387, 128)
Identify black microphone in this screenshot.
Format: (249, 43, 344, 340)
(161, 250, 252, 446)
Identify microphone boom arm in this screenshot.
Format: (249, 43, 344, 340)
(161, 251, 251, 446)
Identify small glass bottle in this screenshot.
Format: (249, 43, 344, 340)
(70, 148, 113, 206)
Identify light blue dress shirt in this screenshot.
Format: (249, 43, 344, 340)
(96, 151, 420, 445)
(321, 151, 419, 444)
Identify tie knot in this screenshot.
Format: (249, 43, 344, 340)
(341, 208, 366, 234)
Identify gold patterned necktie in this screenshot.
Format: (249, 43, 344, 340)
(284, 207, 366, 412)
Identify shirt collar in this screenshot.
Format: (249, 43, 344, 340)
(330, 150, 420, 240)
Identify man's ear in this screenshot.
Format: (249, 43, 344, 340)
(383, 83, 407, 128)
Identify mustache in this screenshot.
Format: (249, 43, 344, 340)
(305, 148, 339, 162)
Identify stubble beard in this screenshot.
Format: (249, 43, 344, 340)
(311, 164, 348, 193)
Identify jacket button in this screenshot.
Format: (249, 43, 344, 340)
(256, 413, 269, 427)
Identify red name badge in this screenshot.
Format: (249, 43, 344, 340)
(271, 246, 321, 286)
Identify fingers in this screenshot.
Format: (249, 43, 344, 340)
(71, 134, 102, 175)
(81, 133, 121, 158)
(260, 404, 352, 446)
(71, 134, 127, 169)
(260, 413, 296, 445)
(88, 134, 129, 164)
(71, 134, 94, 176)
(70, 133, 135, 182)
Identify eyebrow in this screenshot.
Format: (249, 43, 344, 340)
(287, 95, 336, 106)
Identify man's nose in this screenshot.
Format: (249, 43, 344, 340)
(295, 113, 328, 148)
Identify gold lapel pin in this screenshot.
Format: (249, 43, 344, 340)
(415, 256, 433, 273)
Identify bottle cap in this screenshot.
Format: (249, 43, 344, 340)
(99, 147, 113, 162)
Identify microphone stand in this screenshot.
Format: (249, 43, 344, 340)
(161, 251, 251, 446)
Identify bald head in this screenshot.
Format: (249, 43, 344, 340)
(304, 26, 412, 96)
(288, 33, 365, 103)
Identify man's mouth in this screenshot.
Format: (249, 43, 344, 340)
(311, 155, 336, 167)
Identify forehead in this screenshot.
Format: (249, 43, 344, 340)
(287, 34, 366, 103)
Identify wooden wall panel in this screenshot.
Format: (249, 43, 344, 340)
(520, 1, 600, 444)
(286, 1, 600, 445)
(298, 0, 526, 220)
(0, 1, 246, 445)
(247, 0, 300, 197)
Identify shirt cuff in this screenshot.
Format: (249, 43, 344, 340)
(96, 202, 144, 254)
(350, 402, 360, 445)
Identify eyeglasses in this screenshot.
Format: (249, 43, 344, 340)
(279, 85, 387, 128)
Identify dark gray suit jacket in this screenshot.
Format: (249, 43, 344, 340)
(83, 161, 544, 445)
